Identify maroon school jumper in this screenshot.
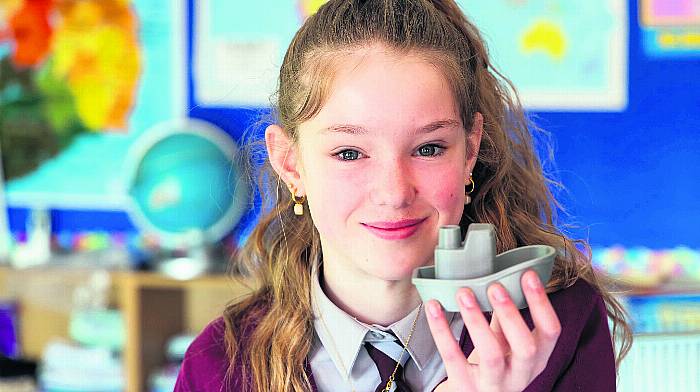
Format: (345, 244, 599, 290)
(174, 278, 616, 391)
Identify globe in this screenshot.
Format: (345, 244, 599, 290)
(123, 119, 248, 250)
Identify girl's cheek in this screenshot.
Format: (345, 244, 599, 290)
(305, 166, 362, 221)
(428, 170, 462, 199)
(426, 172, 465, 216)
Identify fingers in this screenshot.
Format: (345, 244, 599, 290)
(487, 283, 537, 387)
(489, 313, 509, 354)
(446, 272, 562, 391)
(521, 270, 562, 366)
(456, 288, 507, 386)
(466, 312, 508, 365)
(426, 300, 476, 392)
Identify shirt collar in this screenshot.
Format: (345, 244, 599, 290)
(311, 260, 450, 378)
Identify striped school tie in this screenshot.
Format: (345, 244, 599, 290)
(364, 334, 413, 392)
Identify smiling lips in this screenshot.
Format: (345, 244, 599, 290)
(362, 217, 427, 240)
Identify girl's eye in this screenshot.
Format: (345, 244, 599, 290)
(334, 143, 446, 161)
(336, 149, 363, 161)
(416, 144, 445, 157)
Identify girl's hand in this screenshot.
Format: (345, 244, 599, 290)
(426, 270, 561, 392)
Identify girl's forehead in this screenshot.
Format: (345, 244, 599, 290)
(302, 48, 460, 134)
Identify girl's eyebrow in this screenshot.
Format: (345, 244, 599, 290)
(320, 119, 460, 135)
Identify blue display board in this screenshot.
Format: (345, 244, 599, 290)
(7, 1, 699, 251)
(186, 0, 700, 250)
(543, 1, 699, 248)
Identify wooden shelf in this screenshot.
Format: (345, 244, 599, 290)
(0, 265, 256, 392)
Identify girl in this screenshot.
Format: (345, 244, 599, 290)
(176, 0, 632, 391)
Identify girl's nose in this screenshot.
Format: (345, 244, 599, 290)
(368, 157, 416, 209)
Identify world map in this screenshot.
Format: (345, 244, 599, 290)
(459, 0, 627, 111)
(0, 0, 183, 208)
(1, 0, 141, 133)
(195, 0, 627, 111)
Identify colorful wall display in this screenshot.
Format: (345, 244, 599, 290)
(462, 0, 629, 111)
(0, 0, 186, 210)
(194, 0, 628, 111)
(639, 0, 700, 57)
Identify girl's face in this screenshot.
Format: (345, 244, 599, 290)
(269, 46, 482, 281)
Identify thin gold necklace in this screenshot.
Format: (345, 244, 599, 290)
(316, 302, 423, 392)
(381, 303, 422, 392)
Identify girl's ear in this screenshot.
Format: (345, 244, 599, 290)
(265, 124, 305, 194)
(465, 112, 484, 174)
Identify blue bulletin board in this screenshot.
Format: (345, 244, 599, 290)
(186, 0, 700, 250)
(5, 0, 700, 252)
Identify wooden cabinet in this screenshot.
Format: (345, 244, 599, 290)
(0, 265, 255, 392)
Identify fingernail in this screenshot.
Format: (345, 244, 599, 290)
(427, 301, 442, 319)
(526, 272, 542, 291)
(490, 284, 508, 303)
(458, 290, 477, 309)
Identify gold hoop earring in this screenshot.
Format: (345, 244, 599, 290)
(289, 185, 306, 216)
(465, 174, 475, 205)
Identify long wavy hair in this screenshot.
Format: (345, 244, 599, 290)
(223, 0, 633, 390)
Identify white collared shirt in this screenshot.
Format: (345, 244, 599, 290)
(309, 262, 465, 392)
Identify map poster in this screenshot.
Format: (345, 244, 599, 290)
(460, 0, 629, 111)
(194, 0, 628, 112)
(193, 0, 325, 107)
(0, 0, 186, 210)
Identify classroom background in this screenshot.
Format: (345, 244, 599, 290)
(0, 0, 699, 391)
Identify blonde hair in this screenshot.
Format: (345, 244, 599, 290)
(224, 1, 633, 390)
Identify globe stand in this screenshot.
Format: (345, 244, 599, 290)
(156, 230, 212, 280)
